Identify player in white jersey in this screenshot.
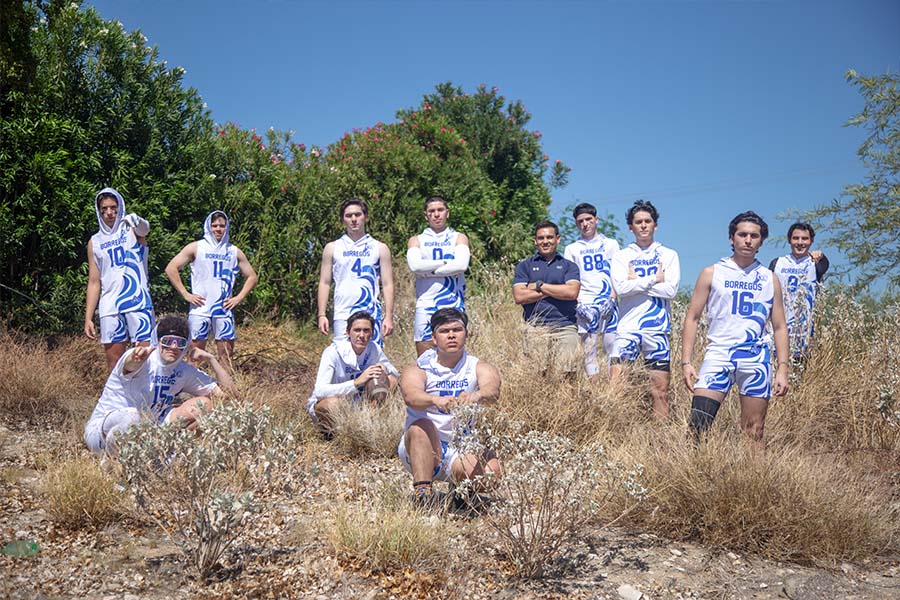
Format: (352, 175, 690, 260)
(767, 222, 829, 359)
(398, 308, 501, 507)
(84, 187, 156, 372)
(307, 311, 400, 434)
(406, 196, 470, 356)
(682, 211, 789, 446)
(165, 211, 258, 365)
(84, 314, 235, 455)
(610, 200, 680, 419)
(563, 203, 620, 379)
(317, 198, 395, 347)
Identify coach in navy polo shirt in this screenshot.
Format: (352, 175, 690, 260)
(513, 221, 581, 373)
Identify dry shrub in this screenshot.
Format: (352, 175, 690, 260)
(0, 335, 97, 423)
(767, 291, 900, 452)
(608, 428, 898, 564)
(331, 395, 406, 458)
(40, 455, 126, 528)
(327, 498, 451, 573)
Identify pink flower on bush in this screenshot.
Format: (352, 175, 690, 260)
(534, 131, 542, 137)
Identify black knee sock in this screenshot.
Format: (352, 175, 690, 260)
(690, 395, 721, 435)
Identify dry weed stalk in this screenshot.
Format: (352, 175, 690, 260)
(40, 455, 127, 527)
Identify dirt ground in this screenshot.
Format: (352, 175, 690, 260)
(3, 421, 900, 600)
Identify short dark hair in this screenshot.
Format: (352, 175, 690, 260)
(430, 308, 468, 332)
(533, 220, 559, 236)
(96, 192, 117, 207)
(728, 211, 769, 241)
(210, 210, 227, 223)
(572, 203, 597, 219)
(626, 200, 659, 225)
(787, 222, 815, 241)
(157, 314, 189, 339)
(339, 198, 368, 218)
(424, 195, 448, 210)
(347, 311, 375, 331)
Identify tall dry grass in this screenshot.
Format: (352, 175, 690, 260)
(0, 334, 101, 425)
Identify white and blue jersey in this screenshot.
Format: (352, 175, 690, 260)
(413, 227, 466, 341)
(332, 234, 383, 342)
(697, 258, 775, 398)
(770, 254, 821, 356)
(189, 211, 238, 341)
(306, 339, 399, 420)
(611, 242, 680, 334)
(404, 349, 479, 443)
(91, 188, 154, 321)
(85, 348, 218, 427)
(564, 235, 620, 334)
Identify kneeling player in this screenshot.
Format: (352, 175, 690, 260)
(307, 311, 399, 433)
(84, 314, 235, 455)
(681, 211, 789, 446)
(398, 308, 502, 507)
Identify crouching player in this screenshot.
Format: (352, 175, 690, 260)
(84, 314, 235, 455)
(306, 311, 400, 434)
(398, 308, 502, 507)
(681, 212, 789, 446)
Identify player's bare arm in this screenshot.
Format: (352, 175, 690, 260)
(223, 247, 258, 310)
(84, 239, 101, 340)
(769, 276, 790, 397)
(165, 242, 205, 307)
(316, 242, 335, 335)
(458, 361, 501, 406)
(379, 242, 395, 337)
(400, 364, 451, 412)
(681, 266, 714, 392)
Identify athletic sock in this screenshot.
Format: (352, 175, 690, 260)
(689, 395, 721, 436)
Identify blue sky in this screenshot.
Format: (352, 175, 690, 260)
(87, 0, 899, 290)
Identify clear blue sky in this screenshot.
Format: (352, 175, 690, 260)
(87, 0, 900, 290)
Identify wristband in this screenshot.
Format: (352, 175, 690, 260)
(681, 361, 691, 366)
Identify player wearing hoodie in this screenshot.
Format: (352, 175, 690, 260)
(84, 187, 156, 371)
(165, 211, 258, 365)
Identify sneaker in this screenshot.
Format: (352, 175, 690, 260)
(413, 483, 438, 510)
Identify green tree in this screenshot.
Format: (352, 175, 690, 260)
(0, 0, 222, 331)
(802, 70, 900, 291)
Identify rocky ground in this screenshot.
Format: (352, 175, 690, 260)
(3, 421, 900, 600)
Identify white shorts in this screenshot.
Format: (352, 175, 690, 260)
(189, 314, 236, 341)
(696, 345, 772, 399)
(397, 432, 459, 482)
(100, 309, 156, 345)
(413, 307, 436, 342)
(610, 331, 670, 363)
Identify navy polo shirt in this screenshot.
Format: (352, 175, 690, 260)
(513, 252, 580, 326)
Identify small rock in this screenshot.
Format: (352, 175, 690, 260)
(617, 583, 645, 600)
(841, 562, 854, 573)
(669, 548, 683, 557)
(726, 552, 739, 561)
(759, 583, 768, 589)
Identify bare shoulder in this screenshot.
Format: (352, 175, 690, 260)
(407, 235, 420, 248)
(455, 232, 469, 245)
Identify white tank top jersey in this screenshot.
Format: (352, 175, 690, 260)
(612, 242, 680, 333)
(91, 188, 153, 318)
(190, 211, 238, 318)
(414, 227, 465, 311)
(87, 348, 217, 424)
(405, 349, 479, 442)
(770, 254, 818, 330)
(705, 258, 775, 359)
(563, 234, 620, 305)
(331, 234, 382, 320)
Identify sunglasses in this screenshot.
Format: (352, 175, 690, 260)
(159, 335, 188, 350)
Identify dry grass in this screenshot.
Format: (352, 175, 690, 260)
(0, 334, 99, 424)
(330, 395, 406, 458)
(604, 426, 898, 565)
(40, 455, 128, 528)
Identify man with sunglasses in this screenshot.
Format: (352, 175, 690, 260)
(84, 314, 235, 455)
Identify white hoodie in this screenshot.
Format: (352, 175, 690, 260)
(190, 211, 237, 318)
(90, 187, 153, 317)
